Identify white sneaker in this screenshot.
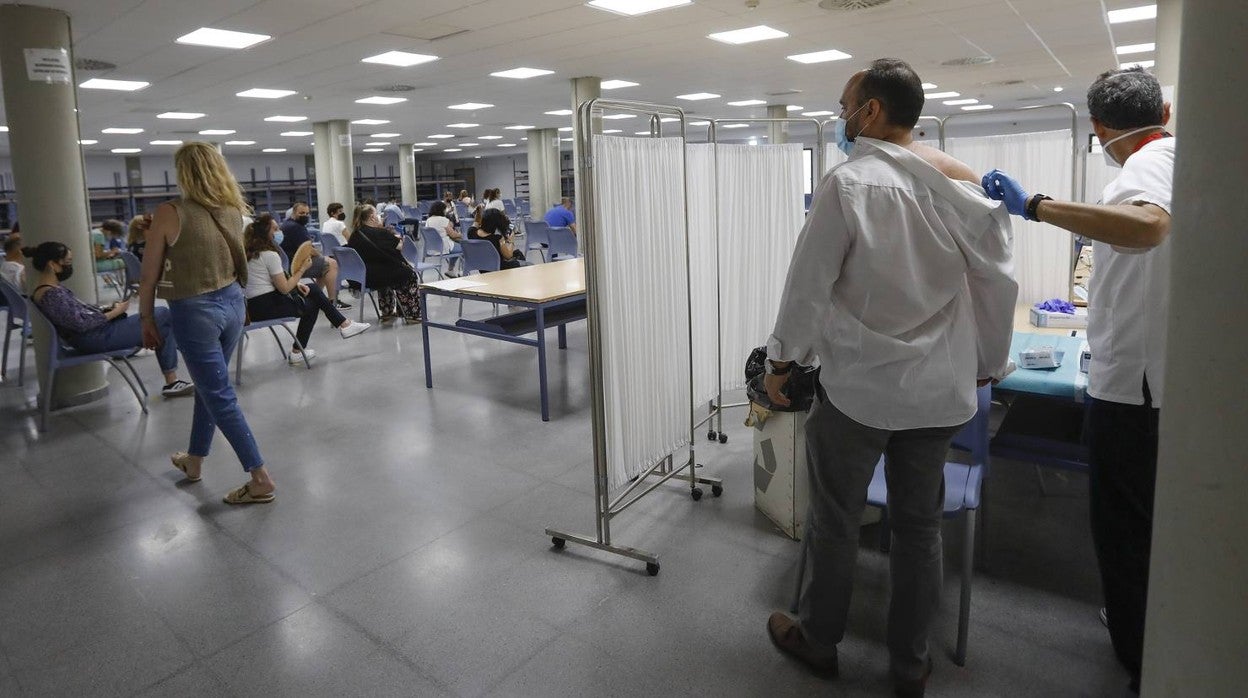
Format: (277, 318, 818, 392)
(340, 321, 371, 339)
(289, 348, 317, 364)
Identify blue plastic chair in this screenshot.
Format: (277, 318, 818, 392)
(119, 251, 142, 297)
(503, 200, 518, 218)
(319, 233, 341, 251)
(236, 315, 309, 384)
(383, 206, 404, 229)
(401, 236, 443, 281)
(420, 226, 463, 271)
(458, 219, 475, 237)
(331, 246, 381, 322)
(454, 201, 471, 221)
(547, 226, 578, 260)
(26, 299, 148, 431)
(276, 245, 292, 274)
(1, 278, 32, 385)
(523, 220, 551, 262)
(457, 239, 502, 316)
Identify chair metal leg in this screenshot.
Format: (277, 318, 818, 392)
(17, 326, 25, 386)
(266, 326, 288, 360)
(277, 325, 311, 369)
(2, 324, 9, 379)
(119, 357, 148, 397)
(368, 291, 380, 321)
(39, 368, 55, 432)
(956, 508, 977, 667)
(107, 359, 148, 414)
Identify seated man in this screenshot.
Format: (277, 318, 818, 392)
(543, 197, 577, 234)
(2, 235, 25, 288)
(321, 202, 348, 246)
(280, 201, 349, 309)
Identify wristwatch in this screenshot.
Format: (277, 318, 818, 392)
(1025, 194, 1052, 222)
(766, 360, 792, 376)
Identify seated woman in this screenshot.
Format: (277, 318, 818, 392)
(127, 213, 151, 260)
(441, 190, 460, 226)
(243, 214, 370, 364)
(25, 241, 193, 397)
(472, 208, 526, 270)
(347, 205, 423, 323)
(482, 188, 505, 212)
(425, 201, 463, 276)
(93, 220, 126, 278)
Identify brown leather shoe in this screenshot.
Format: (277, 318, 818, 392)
(893, 658, 933, 698)
(767, 612, 839, 679)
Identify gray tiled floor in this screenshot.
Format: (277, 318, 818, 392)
(0, 292, 1131, 696)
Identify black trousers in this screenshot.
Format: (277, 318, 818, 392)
(246, 286, 345, 349)
(1087, 379, 1159, 684)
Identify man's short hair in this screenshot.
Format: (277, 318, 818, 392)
(326, 202, 343, 216)
(101, 219, 125, 236)
(560, 197, 573, 206)
(292, 201, 309, 211)
(1086, 66, 1163, 130)
(857, 58, 925, 129)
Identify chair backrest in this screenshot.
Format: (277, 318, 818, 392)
(332, 246, 368, 288)
(119, 251, 142, 289)
(276, 244, 291, 273)
(460, 239, 501, 274)
(320, 233, 340, 251)
(951, 385, 993, 469)
(421, 227, 447, 258)
(23, 299, 67, 365)
(1, 278, 27, 328)
(400, 236, 422, 268)
(524, 220, 550, 247)
(454, 201, 470, 219)
(547, 226, 578, 259)
(383, 206, 404, 228)
(458, 219, 474, 237)
(503, 200, 518, 217)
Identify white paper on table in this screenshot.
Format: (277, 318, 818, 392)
(432, 278, 488, 291)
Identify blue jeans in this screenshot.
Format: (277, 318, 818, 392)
(168, 283, 263, 472)
(74, 307, 179, 375)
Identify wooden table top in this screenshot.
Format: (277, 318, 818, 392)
(422, 258, 586, 303)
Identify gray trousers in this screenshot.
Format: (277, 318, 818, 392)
(798, 397, 963, 681)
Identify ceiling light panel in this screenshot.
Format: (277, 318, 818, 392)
(787, 49, 852, 64)
(157, 112, 205, 119)
(447, 123, 478, 128)
(545, 109, 573, 116)
(370, 133, 401, 138)
(79, 78, 149, 91)
(676, 92, 720, 101)
(102, 127, 143, 134)
(587, 0, 691, 16)
(1116, 43, 1156, 55)
(444, 148, 462, 152)
(362, 148, 383, 152)
(600, 80, 639, 90)
(728, 99, 767, 106)
(351, 119, 389, 125)
(78, 139, 97, 144)
(921, 83, 938, 90)
(362, 51, 438, 67)
(478, 135, 503, 140)
(505, 125, 535, 130)
(111, 148, 141, 153)
(281, 131, 313, 136)
(802, 110, 836, 116)
(262, 148, 286, 152)
(785, 105, 804, 112)
(448, 102, 493, 110)
(199, 129, 235, 135)
(707, 25, 788, 45)
(355, 96, 407, 105)
(365, 141, 391, 146)
(924, 91, 960, 99)
(224, 140, 255, 145)
(428, 134, 454, 138)
(1108, 5, 1157, 23)
(236, 88, 296, 99)
(721, 123, 750, 129)
(962, 104, 994, 111)
(943, 98, 978, 105)
(602, 129, 622, 134)
(413, 142, 437, 146)
(149, 140, 183, 145)
(175, 27, 270, 49)
(264, 115, 306, 122)
(490, 67, 554, 79)
(602, 114, 637, 120)
(497, 143, 517, 148)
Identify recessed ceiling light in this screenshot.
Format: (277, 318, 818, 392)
(962, 104, 994, 111)
(1053, 86, 1065, 92)
(634, 130, 652, 135)
(281, 131, 313, 137)
(236, 88, 296, 99)
(478, 135, 503, 140)
(558, 127, 573, 132)
(78, 139, 97, 145)
(722, 123, 749, 129)
(412, 149, 424, 152)
(362, 148, 383, 152)
(1120, 60, 1155, 69)
(262, 148, 286, 152)
(448, 102, 494, 110)
(356, 96, 407, 105)
(498, 143, 517, 147)
(199, 129, 236, 135)
(600, 80, 639, 90)
(802, 110, 836, 117)
(264, 115, 306, 122)
(447, 123, 478, 129)
(1116, 43, 1156, 55)
(79, 78, 150, 91)
(561, 138, 573, 142)
(0, 126, 7, 133)
(924, 91, 960, 99)
(602, 129, 623, 134)
(944, 98, 979, 106)
(660, 117, 680, 123)
(366, 141, 391, 146)
(413, 142, 437, 146)
(587, 0, 691, 16)
(102, 127, 144, 134)
(370, 133, 401, 138)
(1108, 5, 1156, 24)
(474, 156, 481, 159)
(175, 27, 270, 50)
(785, 105, 804, 112)
(351, 119, 390, 125)
(444, 148, 462, 152)
(545, 109, 573, 116)
(149, 140, 183, 145)
(676, 92, 720, 101)
(490, 67, 554, 79)
(602, 114, 638, 120)
(786, 49, 852, 64)
(361, 51, 439, 67)
(505, 125, 535, 130)
(689, 120, 711, 126)
(707, 25, 788, 45)
(429, 134, 454, 139)
(224, 140, 256, 145)
(111, 148, 142, 153)
(728, 99, 767, 106)
(921, 83, 938, 90)
(459, 142, 479, 146)
(157, 112, 205, 120)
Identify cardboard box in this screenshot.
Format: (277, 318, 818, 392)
(1030, 306, 1089, 329)
(753, 410, 810, 540)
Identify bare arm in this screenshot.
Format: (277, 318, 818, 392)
(139, 202, 176, 321)
(1034, 200, 1170, 249)
(270, 269, 306, 294)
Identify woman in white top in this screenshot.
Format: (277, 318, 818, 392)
(424, 201, 463, 277)
(243, 213, 369, 363)
(457, 189, 473, 207)
(483, 187, 505, 212)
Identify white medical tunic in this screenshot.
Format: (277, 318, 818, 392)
(1088, 137, 1175, 408)
(767, 138, 1017, 431)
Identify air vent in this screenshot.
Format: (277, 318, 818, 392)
(981, 79, 1024, 86)
(382, 22, 468, 42)
(75, 58, 116, 71)
(942, 55, 995, 66)
(766, 89, 803, 97)
(374, 84, 416, 92)
(818, 0, 892, 9)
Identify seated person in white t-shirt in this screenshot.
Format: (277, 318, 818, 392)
(424, 201, 463, 276)
(2, 235, 25, 289)
(321, 202, 349, 245)
(242, 214, 370, 364)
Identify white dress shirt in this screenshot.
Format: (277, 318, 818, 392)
(767, 138, 1017, 430)
(1088, 137, 1175, 408)
(321, 217, 347, 246)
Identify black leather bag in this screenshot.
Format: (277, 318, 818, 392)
(743, 345, 821, 412)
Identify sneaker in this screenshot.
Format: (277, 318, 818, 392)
(161, 379, 194, 398)
(289, 348, 317, 364)
(340, 322, 371, 339)
(333, 299, 353, 309)
(129, 348, 154, 358)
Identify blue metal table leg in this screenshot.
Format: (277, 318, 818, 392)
(536, 304, 549, 421)
(558, 323, 567, 350)
(421, 292, 433, 388)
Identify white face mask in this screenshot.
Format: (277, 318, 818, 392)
(1100, 125, 1162, 168)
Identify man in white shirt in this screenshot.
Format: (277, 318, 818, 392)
(1, 235, 25, 289)
(321, 202, 348, 246)
(982, 66, 1173, 694)
(764, 59, 1017, 697)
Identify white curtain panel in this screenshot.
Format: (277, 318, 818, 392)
(824, 144, 848, 174)
(945, 130, 1074, 303)
(685, 144, 719, 406)
(1084, 148, 1119, 203)
(592, 135, 692, 491)
(716, 143, 806, 390)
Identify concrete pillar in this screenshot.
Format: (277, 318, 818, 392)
(1142, 0, 1247, 694)
(767, 104, 789, 144)
(526, 128, 561, 214)
(312, 119, 354, 215)
(398, 144, 417, 204)
(0, 4, 107, 406)
(123, 155, 143, 192)
(570, 76, 601, 219)
(1155, 0, 1183, 134)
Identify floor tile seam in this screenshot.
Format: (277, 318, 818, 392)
(196, 598, 320, 668)
(470, 631, 568, 698)
(129, 657, 239, 698)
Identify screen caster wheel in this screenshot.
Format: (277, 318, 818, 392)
(718, 433, 728, 444)
(646, 562, 660, 576)
(551, 537, 566, 549)
(690, 487, 704, 501)
(707, 430, 717, 441)
(712, 484, 723, 497)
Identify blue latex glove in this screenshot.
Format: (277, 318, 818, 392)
(1035, 298, 1076, 314)
(982, 169, 1030, 218)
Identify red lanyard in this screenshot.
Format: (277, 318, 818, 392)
(1132, 131, 1170, 154)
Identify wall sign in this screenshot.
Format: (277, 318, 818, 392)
(24, 48, 70, 84)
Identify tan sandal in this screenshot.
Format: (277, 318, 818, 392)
(223, 482, 275, 505)
(170, 452, 201, 483)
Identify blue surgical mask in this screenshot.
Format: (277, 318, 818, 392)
(835, 103, 870, 156)
(273, 230, 284, 245)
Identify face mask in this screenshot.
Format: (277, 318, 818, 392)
(295, 215, 310, 226)
(336, 212, 346, 221)
(273, 230, 284, 245)
(835, 103, 870, 156)
(1100, 125, 1162, 168)
(55, 263, 73, 282)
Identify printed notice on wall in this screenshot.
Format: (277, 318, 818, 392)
(24, 48, 71, 84)
(338, 134, 352, 147)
